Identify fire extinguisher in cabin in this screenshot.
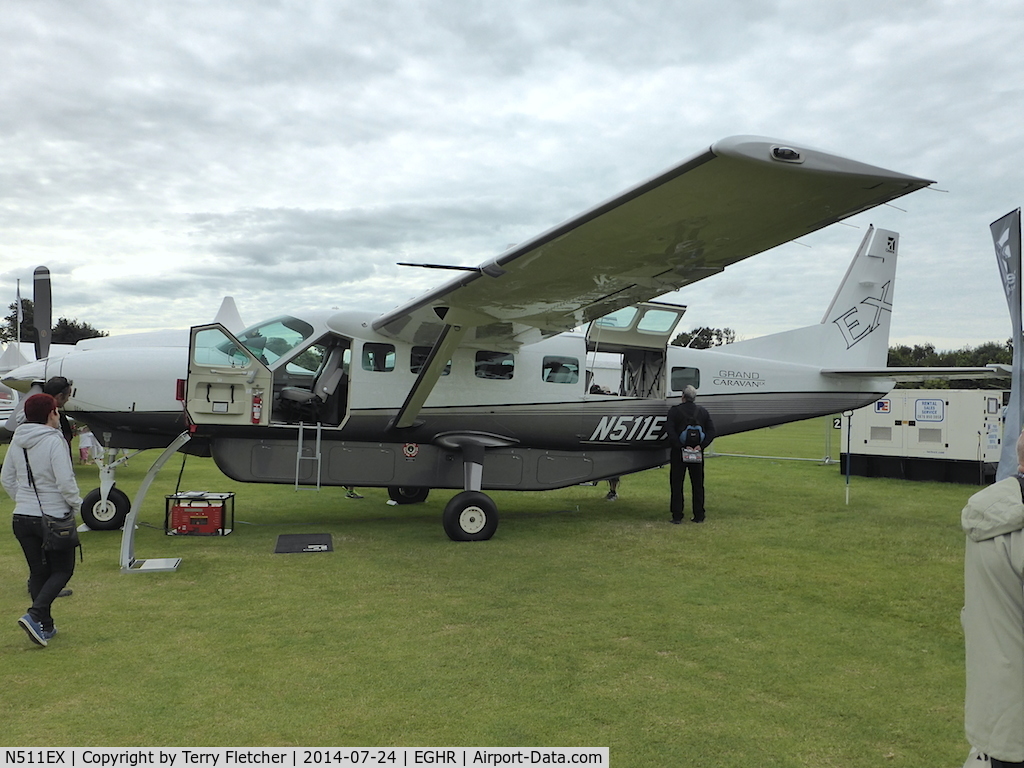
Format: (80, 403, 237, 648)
(251, 390, 263, 424)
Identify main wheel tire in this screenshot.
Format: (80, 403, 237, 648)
(81, 487, 131, 531)
(387, 486, 430, 504)
(442, 491, 498, 541)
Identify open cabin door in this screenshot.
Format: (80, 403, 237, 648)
(585, 302, 686, 398)
(186, 323, 273, 427)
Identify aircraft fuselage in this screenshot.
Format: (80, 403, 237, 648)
(5, 307, 891, 488)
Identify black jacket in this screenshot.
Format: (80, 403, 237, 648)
(667, 401, 715, 450)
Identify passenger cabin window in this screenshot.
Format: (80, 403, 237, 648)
(542, 356, 579, 384)
(410, 347, 451, 376)
(671, 367, 700, 392)
(362, 343, 395, 372)
(475, 351, 514, 380)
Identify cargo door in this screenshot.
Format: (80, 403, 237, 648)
(584, 302, 686, 398)
(186, 323, 273, 427)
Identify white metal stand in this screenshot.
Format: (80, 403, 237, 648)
(119, 431, 192, 574)
(294, 422, 323, 491)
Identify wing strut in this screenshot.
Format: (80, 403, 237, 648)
(390, 323, 469, 430)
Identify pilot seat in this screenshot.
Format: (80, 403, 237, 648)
(277, 345, 347, 425)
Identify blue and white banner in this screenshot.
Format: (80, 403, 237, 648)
(993, 208, 1022, 481)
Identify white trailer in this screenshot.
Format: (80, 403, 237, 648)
(839, 389, 1008, 484)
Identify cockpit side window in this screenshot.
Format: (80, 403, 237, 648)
(197, 328, 253, 368)
(235, 316, 315, 367)
(289, 344, 326, 376)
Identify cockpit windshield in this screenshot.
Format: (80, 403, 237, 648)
(233, 316, 316, 367)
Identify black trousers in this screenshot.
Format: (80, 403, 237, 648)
(12, 515, 75, 630)
(669, 449, 705, 522)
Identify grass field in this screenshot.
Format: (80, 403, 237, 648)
(0, 417, 979, 766)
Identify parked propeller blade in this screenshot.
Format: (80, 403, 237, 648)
(33, 266, 52, 360)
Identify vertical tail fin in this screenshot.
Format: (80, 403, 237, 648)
(724, 226, 899, 368)
(820, 226, 898, 344)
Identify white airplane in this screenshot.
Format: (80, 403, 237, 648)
(6, 135, 994, 540)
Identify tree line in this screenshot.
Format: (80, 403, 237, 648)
(887, 340, 1012, 389)
(0, 299, 107, 346)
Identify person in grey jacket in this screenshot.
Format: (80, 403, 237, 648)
(961, 429, 1024, 767)
(2, 393, 82, 647)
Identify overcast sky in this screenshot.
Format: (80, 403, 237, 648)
(2, 0, 1022, 350)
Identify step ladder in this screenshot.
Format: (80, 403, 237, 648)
(295, 422, 323, 491)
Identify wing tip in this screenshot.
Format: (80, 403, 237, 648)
(711, 135, 934, 186)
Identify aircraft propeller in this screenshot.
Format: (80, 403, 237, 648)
(33, 266, 52, 360)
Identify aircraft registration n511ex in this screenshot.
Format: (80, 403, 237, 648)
(6, 136, 967, 540)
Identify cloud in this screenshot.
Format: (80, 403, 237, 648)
(0, 0, 1022, 348)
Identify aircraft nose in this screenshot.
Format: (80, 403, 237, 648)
(1, 360, 48, 393)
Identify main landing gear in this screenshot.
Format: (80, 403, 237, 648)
(387, 486, 430, 504)
(442, 491, 499, 541)
(433, 432, 514, 542)
(387, 481, 498, 540)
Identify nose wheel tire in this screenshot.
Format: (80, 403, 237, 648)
(81, 487, 131, 530)
(442, 491, 498, 541)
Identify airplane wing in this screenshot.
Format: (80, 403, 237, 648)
(373, 135, 933, 349)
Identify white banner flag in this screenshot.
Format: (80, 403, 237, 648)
(993, 208, 1022, 481)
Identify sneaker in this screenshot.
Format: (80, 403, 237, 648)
(605, 492, 618, 501)
(18, 614, 47, 647)
(41, 626, 58, 641)
(670, 519, 682, 525)
(345, 490, 363, 499)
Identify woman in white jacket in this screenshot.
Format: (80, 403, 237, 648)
(2, 393, 82, 647)
(961, 429, 1024, 767)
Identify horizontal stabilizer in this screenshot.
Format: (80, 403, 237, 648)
(822, 365, 1009, 382)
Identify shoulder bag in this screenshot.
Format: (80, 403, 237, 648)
(23, 448, 82, 559)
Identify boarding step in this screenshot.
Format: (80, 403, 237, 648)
(295, 422, 323, 491)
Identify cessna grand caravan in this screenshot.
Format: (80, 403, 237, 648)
(6, 136, 960, 540)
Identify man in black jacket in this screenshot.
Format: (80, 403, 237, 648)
(666, 385, 715, 523)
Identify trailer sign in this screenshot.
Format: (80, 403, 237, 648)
(915, 398, 945, 422)
(874, 400, 891, 414)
